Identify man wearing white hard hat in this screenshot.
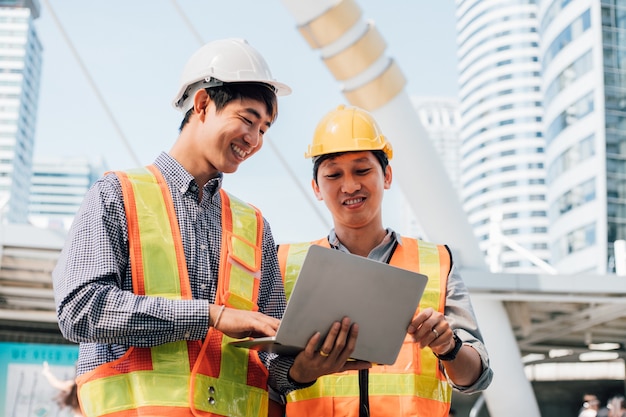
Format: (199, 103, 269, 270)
(53, 39, 364, 417)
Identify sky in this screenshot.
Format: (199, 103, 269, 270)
(32, 0, 459, 243)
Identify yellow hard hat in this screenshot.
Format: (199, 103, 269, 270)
(305, 105, 393, 160)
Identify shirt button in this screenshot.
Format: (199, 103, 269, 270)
(200, 244, 207, 250)
(200, 284, 207, 290)
(184, 331, 191, 339)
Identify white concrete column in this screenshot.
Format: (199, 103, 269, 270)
(472, 296, 541, 417)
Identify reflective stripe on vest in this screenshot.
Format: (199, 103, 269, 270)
(190, 190, 268, 417)
(77, 166, 267, 417)
(277, 240, 324, 300)
(278, 238, 452, 417)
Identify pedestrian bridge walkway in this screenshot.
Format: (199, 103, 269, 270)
(0, 223, 624, 376)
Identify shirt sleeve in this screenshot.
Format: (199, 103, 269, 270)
(442, 263, 494, 393)
(53, 175, 210, 347)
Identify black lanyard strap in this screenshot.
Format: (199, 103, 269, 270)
(359, 368, 370, 417)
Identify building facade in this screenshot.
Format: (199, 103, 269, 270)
(0, 0, 41, 223)
(541, 0, 626, 273)
(456, 0, 626, 274)
(28, 156, 104, 231)
(456, 0, 550, 273)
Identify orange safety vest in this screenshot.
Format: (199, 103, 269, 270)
(76, 165, 269, 417)
(277, 237, 453, 417)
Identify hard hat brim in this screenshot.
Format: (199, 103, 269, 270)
(172, 78, 291, 111)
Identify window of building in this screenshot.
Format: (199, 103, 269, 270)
(547, 134, 595, 183)
(546, 91, 594, 145)
(552, 222, 596, 261)
(550, 178, 596, 217)
(544, 50, 593, 108)
(543, 9, 591, 69)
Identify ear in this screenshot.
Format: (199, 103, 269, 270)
(311, 178, 323, 201)
(193, 89, 209, 120)
(383, 165, 392, 190)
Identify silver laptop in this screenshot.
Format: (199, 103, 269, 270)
(230, 245, 428, 365)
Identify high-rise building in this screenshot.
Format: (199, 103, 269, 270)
(456, 0, 550, 273)
(0, 0, 41, 223)
(28, 156, 104, 231)
(540, 0, 625, 274)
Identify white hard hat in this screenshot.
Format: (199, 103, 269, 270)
(172, 38, 292, 112)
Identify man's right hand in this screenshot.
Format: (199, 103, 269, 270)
(287, 317, 371, 384)
(210, 304, 280, 339)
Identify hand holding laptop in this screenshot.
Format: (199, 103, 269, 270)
(288, 317, 371, 384)
(210, 303, 367, 384)
(230, 246, 428, 365)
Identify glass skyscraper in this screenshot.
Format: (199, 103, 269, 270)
(0, 0, 41, 223)
(541, 0, 626, 273)
(456, 0, 626, 274)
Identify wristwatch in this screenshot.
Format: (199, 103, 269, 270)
(434, 333, 463, 361)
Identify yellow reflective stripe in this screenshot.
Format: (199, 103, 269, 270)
(81, 372, 191, 416)
(287, 372, 451, 401)
(80, 341, 190, 416)
(227, 193, 259, 269)
(417, 241, 441, 311)
(192, 374, 268, 415)
(221, 335, 249, 384)
(416, 240, 442, 380)
(126, 168, 181, 299)
(80, 345, 193, 417)
(223, 192, 260, 310)
(230, 234, 258, 270)
(226, 262, 255, 310)
(217, 191, 266, 414)
(283, 242, 311, 300)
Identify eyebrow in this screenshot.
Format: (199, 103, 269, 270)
(244, 107, 272, 129)
(326, 156, 373, 165)
(322, 157, 375, 170)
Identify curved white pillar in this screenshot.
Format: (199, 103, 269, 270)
(280, 1, 541, 416)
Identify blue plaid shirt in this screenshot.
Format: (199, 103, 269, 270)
(53, 152, 299, 394)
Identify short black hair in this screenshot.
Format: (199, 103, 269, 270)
(178, 82, 277, 132)
(312, 149, 389, 183)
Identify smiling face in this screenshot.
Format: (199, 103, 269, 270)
(312, 151, 392, 232)
(171, 88, 275, 184)
(199, 96, 272, 175)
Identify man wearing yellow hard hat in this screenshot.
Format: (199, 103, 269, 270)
(53, 40, 363, 417)
(274, 105, 493, 417)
